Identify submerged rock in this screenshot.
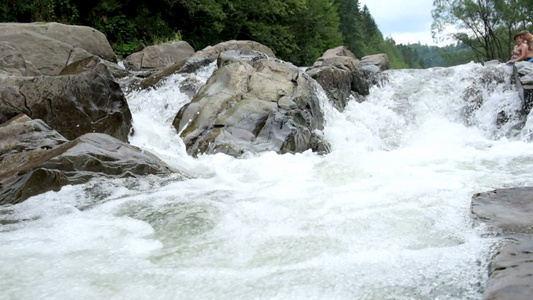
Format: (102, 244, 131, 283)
(0, 115, 174, 205)
(172, 58, 329, 157)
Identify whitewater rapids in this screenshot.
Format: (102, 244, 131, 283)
(2, 62, 532, 300)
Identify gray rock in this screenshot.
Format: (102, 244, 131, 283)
(360, 54, 390, 72)
(312, 46, 358, 66)
(484, 236, 533, 300)
(515, 61, 533, 76)
(172, 58, 328, 157)
(1, 22, 116, 62)
(0, 115, 174, 205)
(307, 48, 369, 111)
(218, 50, 269, 67)
(471, 187, 533, 300)
(192, 40, 276, 60)
(0, 59, 132, 142)
(0, 22, 116, 75)
(0, 41, 40, 76)
(471, 187, 533, 234)
(0, 29, 91, 75)
(123, 41, 195, 71)
(0, 114, 68, 172)
(60, 55, 130, 79)
(136, 57, 213, 90)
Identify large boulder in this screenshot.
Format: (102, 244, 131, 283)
(0, 22, 116, 75)
(192, 40, 276, 60)
(0, 115, 174, 205)
(0, 59, 132, 142)
(172, 57, 329, 157)
(123, 41, 195, 71)
(306, 46, 368, 111)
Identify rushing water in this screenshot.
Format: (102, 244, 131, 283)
(2, 62, 533, 300)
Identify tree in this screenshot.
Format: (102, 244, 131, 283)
(285, 0, 343, 65)
(359, 5, 382, 54)
(334, 0, 364, 57)
(432, 0, 532, 62)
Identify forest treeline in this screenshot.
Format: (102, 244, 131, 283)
(2, 0, 528, 68)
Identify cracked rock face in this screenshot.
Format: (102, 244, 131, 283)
(172, 58, 329, 157)
(0, 59, 132, 142)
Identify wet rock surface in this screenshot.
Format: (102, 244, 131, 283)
(484, 236, 533, 300)
(307, 46, 369, 111)
(471, 187, 533, 300)
(0, 115, 174, 205)
(0, 58, 132, 142)
(172, 58, 329, 157)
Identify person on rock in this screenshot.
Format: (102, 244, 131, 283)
(517, 30, 533, 62)
(507, 33, 530, 64)
(518, 30, 533, 47)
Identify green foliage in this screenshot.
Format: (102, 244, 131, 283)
(114, 39, 144, 58)
(153, 31, 183, 45)
(1, 0, 79, 23)
(5, 0, 477, 68)
(335, 0, 364, 57)
(284, 0, 343, 65)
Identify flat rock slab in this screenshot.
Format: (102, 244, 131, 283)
(471, 187, 533, 234)
(484, 236, 533, 300)
(471, 187, 533, 300)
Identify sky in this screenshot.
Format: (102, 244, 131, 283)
(360, 0, 440, 46)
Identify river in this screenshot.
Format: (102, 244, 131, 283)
(1, 62, 532, 299)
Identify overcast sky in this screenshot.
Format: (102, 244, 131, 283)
(360, 0, 438, 45)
